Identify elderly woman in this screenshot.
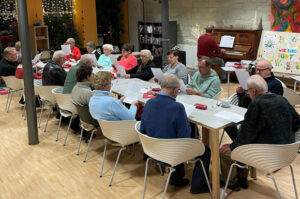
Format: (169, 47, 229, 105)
(125, 49, 158, 81)
(118, 43, 137, 71)
(86, 41, 100, 60)
(162, 49, 188, 84)
(65, 37, 81, 62)
(97, 44, 113, 68)
(89, 71, 138, 121)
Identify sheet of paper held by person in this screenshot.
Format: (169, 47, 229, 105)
(61, 44, 71, 55)
(151, 68, 164, 82)
(178, 101, 196, 117)
(123, 81, 141, 104)
(235, 70, 250, 90)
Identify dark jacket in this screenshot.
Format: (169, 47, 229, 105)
(91, 50, 100, 60)
(230, 93, 300, 150)
(238, 73, 283, 108)
(0, 58, 18, 76)
(42, 60, 67, 86)
(126, 60, 159, 81)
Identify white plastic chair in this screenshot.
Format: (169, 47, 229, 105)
(52, 87, 78, 145)
(213, 88, 223, 100)
(135, 122, 212, 199)
(275, 77, 287, 88)
(221, 142, 300, 199)
(2, 76, 23, 112)
(98, 120, 139, 186)
(283, 87, 300, 108)
(35, 85, 61, 132)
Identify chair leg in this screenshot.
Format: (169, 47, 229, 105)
(142, 158, 151, 199)
(76, 128, 84, 155)
(199, 159, 212, 197)
(222, 162, 237, 199)
(7, 92, 14, 112)
(38, 103, 44, 128)
(100, 141, 108, 178)
(157, 164, 164, 176)
(44, 108, 53, 132)
(55, 114, 62, 141)
(83, 129, 96, 162)
(267, 174, 282, 199)
(63, 116, 73, 146)
(289, 165, 298, 199)
(162, 167, 175, 199)
(5, 91, 10, 112)
(109, 147, 126, 186)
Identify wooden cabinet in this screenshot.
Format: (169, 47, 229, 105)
(30, 26, 49, 57)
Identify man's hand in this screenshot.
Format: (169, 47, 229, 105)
(221, 49, 226, 54)
(154, 78, 158, 83)
(186, 88, 195, 95)
(236, 86, 244, 94)
(120, 96, 125, 102)
(125, 74, 130, 79)
(220, 144, 231, 153)
(131, 100, 139, 106)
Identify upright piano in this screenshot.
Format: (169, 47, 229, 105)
(211, 28, 262, 78)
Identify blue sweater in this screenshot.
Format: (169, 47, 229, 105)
(140, 93, 191, 139)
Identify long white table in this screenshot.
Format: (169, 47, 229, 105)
(111, 78, 247, 199)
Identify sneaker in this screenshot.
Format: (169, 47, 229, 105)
(190, 185, 210, 194)
(170, 178, 189, 187)
(238, 178, 248, 189)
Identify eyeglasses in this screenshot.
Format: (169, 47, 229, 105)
(256, 68, 269, 72)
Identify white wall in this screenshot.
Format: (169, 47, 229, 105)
(141, 0, 271, 67)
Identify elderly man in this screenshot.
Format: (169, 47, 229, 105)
(140, 75, 211, 194)
(65, 38, 81, 62)
(42, 50, 67, 86)
(186, 56, 221, 98)
(86, 41, 100, 60)
(0, 47, 18, 76)
(89, 71, 138, 121)
(63, 54, 94, 94)
(197, 25, 225, 59)
(220, 75, 300, 192)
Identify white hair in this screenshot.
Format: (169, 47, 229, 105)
(161, 75, 180, 89)
(80, 54, 94, 65)
(247, 74, 268, 94)
(256, 58, 273, 69)
(52, 50, 65, 60)
(140, 49, 153, 60)
(66, 38, 75, 43)
(103, 44, 113, 51)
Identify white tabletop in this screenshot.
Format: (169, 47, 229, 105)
(291, 76, 300, 81)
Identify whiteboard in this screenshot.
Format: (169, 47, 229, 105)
(257, 31, 300, 75)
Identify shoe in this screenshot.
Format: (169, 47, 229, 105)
(170, 178, 189, 187)
(190, 185, 210, 194)
(227, 181, 240, 192)
(238, 178, 248, 189)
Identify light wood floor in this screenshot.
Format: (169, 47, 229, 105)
(0, 82, 299, 199)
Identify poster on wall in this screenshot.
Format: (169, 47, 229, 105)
(271, 0, 300, 32)
(257, 31, 300, 75)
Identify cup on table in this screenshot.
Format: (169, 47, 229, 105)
(220, 98, 230, 108)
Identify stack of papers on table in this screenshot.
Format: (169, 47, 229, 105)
(214, 111, 244, 123)
(178, 101, 196, 117)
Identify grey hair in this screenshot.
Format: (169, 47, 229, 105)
(80, 54, 94, 65)
(103, 44, 113, 51)
(160, 75, 180, 89)
(3, 47, 16, 57)
(247, 74, 268, 93)
(198, 56, 211, 67)
(140, 49, 153, 60)
(66, 38, 75, 43)
(256, 58, 273, 69)
(52, 50, 65, 60)
(86, 41, 96, 49)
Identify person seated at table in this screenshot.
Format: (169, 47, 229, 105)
(72, 65, 93, 106)
(186, 56, 221, 98)
(97, 44, 113, 68)
(86, 41, 100, 60)
(118, 43, 137, 71)
(162, 49, 188, 84)
(220, 75, 300, 192)
(125, 49, 159, 81)
(89, 71, 138, 121)
(237, 58, 283, 108)
(0, 47, 18, 77)
(65, 38, 81, 62)
(42, 50, 67, 86)
(15, 64, 42, 79)
(140, 75, 211, 194)
(15, 41, 22, 63)
(63, 54, 94, 94)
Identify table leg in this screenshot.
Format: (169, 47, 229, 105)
(202, 127, 209, 147)
(294, 81, 298, 92)
(227, 72, 230, 98)
(211, 129, 220, 199)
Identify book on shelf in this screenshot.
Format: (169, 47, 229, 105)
(153, 26, 162, 34)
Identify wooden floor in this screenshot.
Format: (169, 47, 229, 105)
(0, 82, 299, 199)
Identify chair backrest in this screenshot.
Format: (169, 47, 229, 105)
(213, 88, 223, 100)
(98, 120, 139, 147)
(229, 93, 239, 106)
(35, 85, 61, 105)
(51, 87, 78, 115)
(283, 87, 300, 107)
(2, 76, 23, 91)
(74, 104, 99, 127)
(231, 141, 300, 174)
(275, 77, 287, 88)
(135, 122, 205, 167)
